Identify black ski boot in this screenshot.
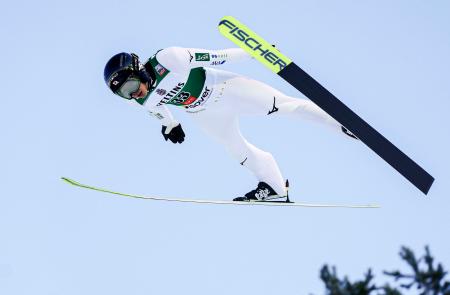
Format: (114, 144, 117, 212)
(341, 126, 359, 140)
(233, 182, 281, 202)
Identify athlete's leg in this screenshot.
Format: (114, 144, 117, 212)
(222, 76, 342, 132)
(189, 108, 286, 196)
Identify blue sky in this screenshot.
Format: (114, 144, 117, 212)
(1, 1, 449, 294)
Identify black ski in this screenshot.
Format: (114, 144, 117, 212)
(219, 16, 434, 194)
(278, 63, 434, 194)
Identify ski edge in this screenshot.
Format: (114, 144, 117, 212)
(61, 177, 380, 208)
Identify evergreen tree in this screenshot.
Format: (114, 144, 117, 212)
(319, 246, 450, 295)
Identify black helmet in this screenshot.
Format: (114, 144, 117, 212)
(103, 52, 153, 98)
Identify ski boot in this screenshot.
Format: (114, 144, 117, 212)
(233, 182, 284, 202)
(341, 126, 359, 140)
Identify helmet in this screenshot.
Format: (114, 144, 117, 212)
(103, 52, 153, 99)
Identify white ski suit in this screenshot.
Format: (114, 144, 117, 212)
(133, 47, 341, 195)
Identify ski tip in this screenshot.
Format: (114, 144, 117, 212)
(61, 177, 77, 186)
(218, 15, 235, 23)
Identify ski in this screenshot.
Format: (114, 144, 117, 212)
(61, 177, 379, 208)
(218, 16, 434, 195)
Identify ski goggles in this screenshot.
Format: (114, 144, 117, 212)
(116, 76, 141, 99)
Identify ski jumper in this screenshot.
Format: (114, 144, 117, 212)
(133, 47, 341, 195)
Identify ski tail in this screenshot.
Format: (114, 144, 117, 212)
(218, 16, 434, 195)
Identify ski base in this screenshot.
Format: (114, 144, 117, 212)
(61, 177, 379, 208)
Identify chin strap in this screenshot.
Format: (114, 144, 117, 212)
(130, 53, 155, 90)
(143, 60, 157, 92)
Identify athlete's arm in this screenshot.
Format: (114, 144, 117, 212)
(146, 103, 179, 127)
(185, 47, 252, 67)
(146, 103, 185, 144)
(156, 47, 251, 73)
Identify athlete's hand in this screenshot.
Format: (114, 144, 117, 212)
(161, 124, 185, 144)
